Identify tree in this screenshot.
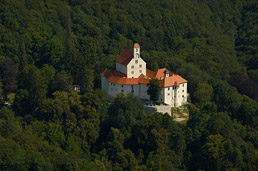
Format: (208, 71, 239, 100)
(15, 65, 47, 115)
(75, 66, 94, 94)
(13, 89, 30, 116)
(40, 64, 56, 86)
(52, 71, 73, 93)
(147, 79, 161, 103)
(0, 137, 26, 170)
(1, 58, 18, 94)
(201, 134, 231, 171)
(193, 82, 213, 105)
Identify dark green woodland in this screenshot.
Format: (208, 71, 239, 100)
(0, 0, 258, 170)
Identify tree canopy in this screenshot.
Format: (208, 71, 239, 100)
(0, 0, 258, 170)
(147, 78, 161, 103)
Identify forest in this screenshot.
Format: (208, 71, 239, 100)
(0, 0, 258, 170)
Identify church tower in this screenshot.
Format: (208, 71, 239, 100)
(133, 43, 140, 58)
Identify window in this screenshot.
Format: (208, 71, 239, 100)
(121, 90, 124, 92)
(183, 84, 184, 87)
(168, 93, 170, 96)
(136, 48, 138, 52)
(140, 64, 142, 68)
(122, 85, 123, 87)
(131, 65, 134, 69)
(168, 87, 170, 90)
(139, 70, 142, 73)
(182, 95, 184, 98)
(131, 71, 134, 74)
(182, 90, 184, 92)
(135, 60, 138, 64)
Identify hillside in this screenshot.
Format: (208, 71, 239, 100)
(0, 0, 258, 170)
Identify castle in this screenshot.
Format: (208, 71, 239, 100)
(101, 43, 188, 107)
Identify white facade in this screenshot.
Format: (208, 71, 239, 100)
(127, 58, 146, 78)
(161, 83, 187, 107)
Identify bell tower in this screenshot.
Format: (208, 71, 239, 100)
(133, 43, 140, 58)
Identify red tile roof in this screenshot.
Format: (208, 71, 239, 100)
(134, 43, 140, 48)
(161, 74, 187, 87)
(116, 49, 133, 66)
(101, 68, 187, 87)
(155, 68, 167, 79)
(145, 69, 155, 78)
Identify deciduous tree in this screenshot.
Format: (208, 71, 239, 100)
(147, 79, 161, 103)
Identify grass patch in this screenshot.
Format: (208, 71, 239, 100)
(171, 106, 189, 123)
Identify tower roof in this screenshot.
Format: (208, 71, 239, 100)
(163, 69, 169, 74)
(134, 43, 140, 48)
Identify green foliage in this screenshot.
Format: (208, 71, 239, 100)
(0, 137, 26, 170)
(211, 80, 242, 114)
(147, 78, 161, 103)
(1, 58, 18, 94)
(52, 70, 73, 92)
(0, 0, 258, 170)
(193, 82, 213, 105)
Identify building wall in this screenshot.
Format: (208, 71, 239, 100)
(163, 86, 173, 106)
(101, 76, 108, 92)
(103, 79, 187, 107)
(175, 83, 187, 106)
(161, 83, 187, 106)
(139, 84, 150, 100)
(134, 47, 140, 58)
(127, 58, 146, 78)
(116, 62, 127, 75)
(106, 81, 141, 99)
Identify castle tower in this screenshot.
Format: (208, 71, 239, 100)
(133, 43, 140, 58)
